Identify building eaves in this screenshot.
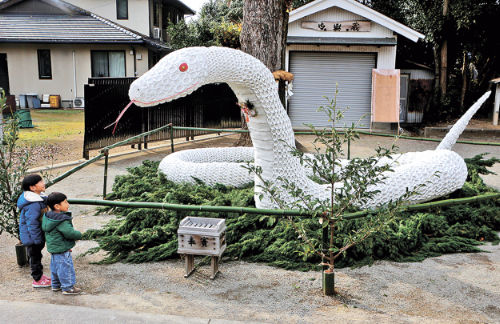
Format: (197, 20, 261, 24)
(0, 0, 83, 13)
(399, 60, 433, 71)
(0, 0, 23, 10)
(89, 13, 169, 50)
(60, 0, 170, 50)
(0, 0, 170, 50)
(287, 36, 397, 46)
(0, 15, 143, 43)
(290, 0, 424, 43)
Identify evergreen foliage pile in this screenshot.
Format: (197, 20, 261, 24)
(84, 156, 499, 270)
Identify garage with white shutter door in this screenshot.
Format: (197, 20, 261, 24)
(288, 51, 376, 129)
(286, 0, 424, 129)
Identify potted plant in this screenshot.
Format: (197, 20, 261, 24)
(0, 88, 31, 266)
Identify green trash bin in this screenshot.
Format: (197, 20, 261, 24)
(15, 109, 34, 128)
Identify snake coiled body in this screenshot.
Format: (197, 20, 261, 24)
(129, 46, 490, 209)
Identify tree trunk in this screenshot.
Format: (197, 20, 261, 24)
(240, 0, 288, 73)
(460, 52, 467, 110)
(431, 45, 441, 112)
(440, 41, 447, 96)
(440, 0, 449, 96)
(440, 40, 447, 96)
(236, 0, 290, 147)
(240, 0, 289, 108)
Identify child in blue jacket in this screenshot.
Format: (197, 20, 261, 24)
(17, 174, 51, 288)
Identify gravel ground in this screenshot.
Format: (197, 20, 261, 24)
(1, 134, 499, 323)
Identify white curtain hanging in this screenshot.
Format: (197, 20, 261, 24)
(109, 52, 125, 77)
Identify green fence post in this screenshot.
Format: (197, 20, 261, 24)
(169, 124, 175, 153)
(321, 218, 335, 295)
(321, 213, 332, 294)
(322, 221, 328, 272)
(103, 150, 109, 199)
(347, 137, 351, 160)
(137, 136, 142, 151)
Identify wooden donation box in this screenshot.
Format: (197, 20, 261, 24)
(177, 217, 226, 279)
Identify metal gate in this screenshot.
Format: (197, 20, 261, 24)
(288, 51, 376, 129)
(83, 78, 240, 159)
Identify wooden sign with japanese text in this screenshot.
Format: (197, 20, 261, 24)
(178, 232, 226, 256)
(301, 20, 371, 32)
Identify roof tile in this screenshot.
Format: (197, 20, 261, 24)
(0, 14, 143, 43)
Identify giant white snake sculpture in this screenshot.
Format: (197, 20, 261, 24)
(128, 46, 491, 209)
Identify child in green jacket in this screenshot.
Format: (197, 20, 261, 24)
(42, 192, 82, 295)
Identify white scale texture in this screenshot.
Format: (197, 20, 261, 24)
(129, 46, 491, 209)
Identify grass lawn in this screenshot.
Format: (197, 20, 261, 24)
(19, 109, 84, 144)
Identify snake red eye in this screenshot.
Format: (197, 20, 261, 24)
(179, 63, 188, 72)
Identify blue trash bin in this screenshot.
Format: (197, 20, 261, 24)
(19, 94, 27, 109)
(32, 97, 41, 109)
(26, 94, 38, 109)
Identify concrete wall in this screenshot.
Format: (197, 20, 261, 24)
(1, 43, 149, 102)
(64, 0, 150, 35)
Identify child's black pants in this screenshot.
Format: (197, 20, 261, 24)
(27, 242, 45, 281)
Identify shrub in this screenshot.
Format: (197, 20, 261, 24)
(0, 89, 31, 240)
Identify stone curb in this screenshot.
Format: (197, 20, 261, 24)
(424, 127, 500, 139)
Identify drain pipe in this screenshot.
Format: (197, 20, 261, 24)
(72, 50, 77, 100)
(132, 47, 137, 76)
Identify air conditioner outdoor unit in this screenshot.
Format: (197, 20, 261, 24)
(73, 97, 85, 108)
(153, 27, 161, 39)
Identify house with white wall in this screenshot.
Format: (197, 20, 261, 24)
(0, 0, 193, 107)
(286, 0, 424, 129)
(63, 0, 194, 64)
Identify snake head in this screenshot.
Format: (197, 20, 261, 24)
(129, 47, 209, 107)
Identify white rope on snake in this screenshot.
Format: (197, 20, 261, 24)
(128, 46, 491, 209)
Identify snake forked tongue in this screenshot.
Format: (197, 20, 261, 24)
(104, 100, 136, 135)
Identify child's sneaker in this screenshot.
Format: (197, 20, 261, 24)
(52, 287, 61, 292)
(62, 287, 82, 295)
(32, 275, 51, 288)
